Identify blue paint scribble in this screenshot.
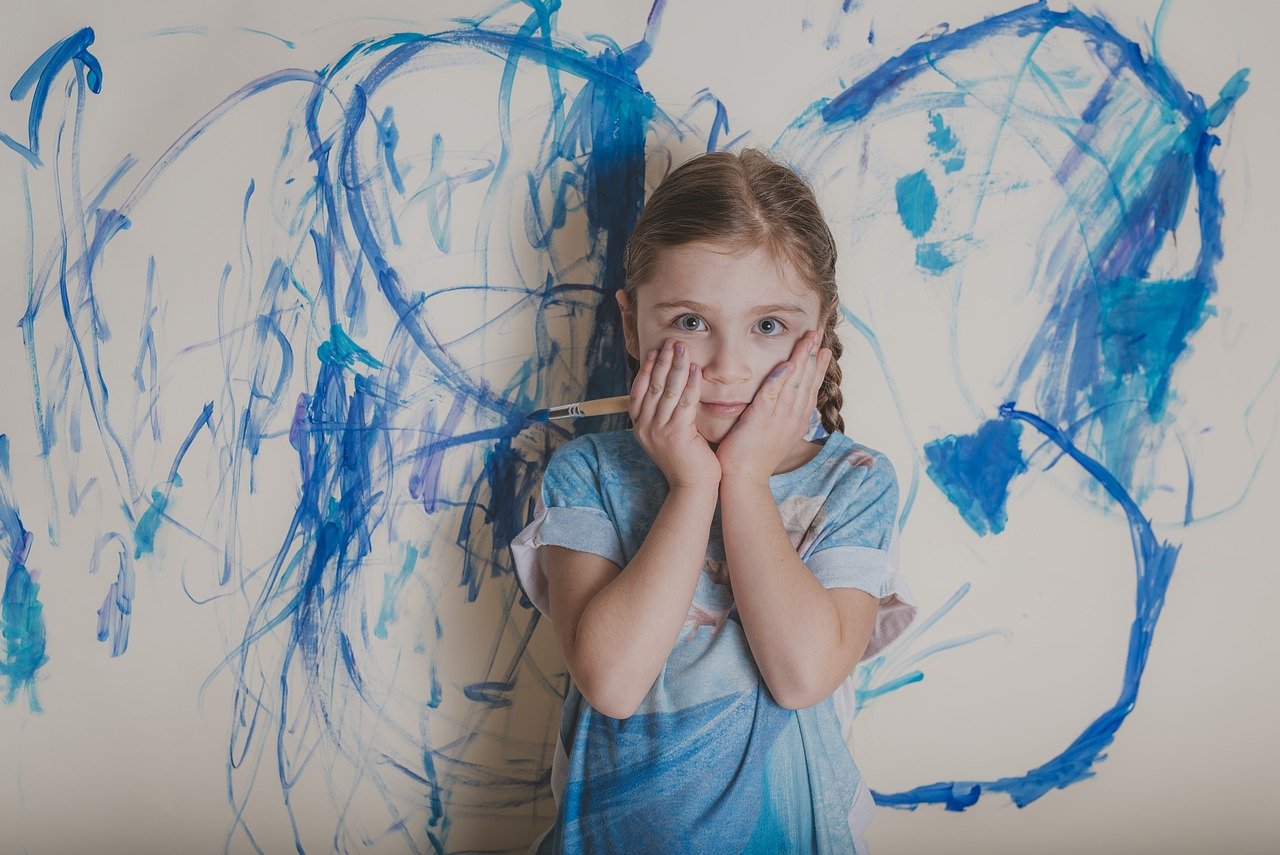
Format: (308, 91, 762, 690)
(772, 0, 1250, 816)
(880, 403, 1180, 810)
(0, 0, 1260, 845)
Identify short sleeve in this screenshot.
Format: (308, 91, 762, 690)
(509, 437, 625, 621)
(803, 452, 917, 662)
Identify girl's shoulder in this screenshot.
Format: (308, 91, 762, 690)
(548, 428, 657, 478)
(826, 433, 900, 504)
(781, 430, 897, 499)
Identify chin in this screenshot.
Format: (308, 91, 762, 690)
(697, 418, 734, 443)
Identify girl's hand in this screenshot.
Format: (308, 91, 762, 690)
(715, 330, 832, 481)
(630, 338, 722, 490)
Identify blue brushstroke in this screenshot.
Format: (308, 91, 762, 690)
(318, 322, 384, 370)
(131, 404, 211, 563)
(463, 680, 516, 707)
(2, 27, 102, 166)
(1, 0, 1255, 843)
(788, 0, 1248, 816)
(375, 544, 418, 639)
(824, 0, 1248, 499)
(95, 538, 134, 658)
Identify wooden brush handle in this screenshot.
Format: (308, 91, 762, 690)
(562, 394, 631, 418)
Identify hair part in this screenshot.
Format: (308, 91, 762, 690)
(620, 148, 846, 435)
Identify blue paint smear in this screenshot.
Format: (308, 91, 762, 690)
(95, 541, 134, 658)
(375, 544, 418, 639)
(2, 27, 102, 166)
(131, 401, 211, 560)
(2, 0, 1250, 840)
(0, 446, 48, 712)
(1098, 276, 1213, 415)
(915, 242, 953, 273)
(803, 0, 1246, 816)
(824, 0, 1249, 501)
(879, 403, 1180, 811)
(462, 679, 516, 708)
(155, 7, 675, 846)
(133, 489, 169, 558)
(894, 169, 937, 237)
(926, 111, 965, 173)
(924, 417, 1027, 536)
(318, 322, 384, 370)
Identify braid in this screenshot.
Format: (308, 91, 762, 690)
(816, 305, 845, 436)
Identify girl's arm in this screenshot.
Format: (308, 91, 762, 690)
(718, 472, 880, 709)
(542, 483, 718, 719)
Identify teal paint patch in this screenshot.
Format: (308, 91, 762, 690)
(895, 169, 937, 237)
(1098, 276, 1213, 417)
(318, 322, 384, 369)
(133, 487, 169, 558)
(916, 242, 954, 273)
(927, 112, 966, 173)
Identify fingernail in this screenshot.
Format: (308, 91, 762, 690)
(675, 341, 685, 356)
(769, 363, 791, 379)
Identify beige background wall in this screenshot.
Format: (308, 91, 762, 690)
(0, 1, 1275, 852)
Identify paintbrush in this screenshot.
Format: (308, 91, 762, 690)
(526, 394, 631, 422)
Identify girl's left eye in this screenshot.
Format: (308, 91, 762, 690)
(673, 314, 787, 335)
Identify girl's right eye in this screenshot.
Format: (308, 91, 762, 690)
(674, 314, 705, 332)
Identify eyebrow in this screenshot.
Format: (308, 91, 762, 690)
(648, 299, 809, 317)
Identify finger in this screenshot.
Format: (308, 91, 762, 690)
(654, 341, 692, 424)
(762, 358, 794, 410)
(676, 361, 701, 425)
(629, 347, 659, 421)
(796, 345, 828, 429)
(776, 332, 817, 425)
(788, 334, 820, 414)
(810, 348, 831, 410)
(639, 338, 677, 425)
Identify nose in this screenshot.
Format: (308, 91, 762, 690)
(697, 336, 753, 387)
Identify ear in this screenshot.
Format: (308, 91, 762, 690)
(615, 290, 639, 361)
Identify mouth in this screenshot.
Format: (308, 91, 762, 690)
(701, 400, 748, 416)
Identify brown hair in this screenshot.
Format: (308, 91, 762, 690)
(620, 148, 846, 435)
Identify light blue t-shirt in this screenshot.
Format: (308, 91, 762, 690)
(510, 427, 917, 854)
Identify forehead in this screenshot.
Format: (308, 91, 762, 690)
(640, 241, 819, 316)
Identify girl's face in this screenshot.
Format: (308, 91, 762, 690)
(616, 240, 825, 447)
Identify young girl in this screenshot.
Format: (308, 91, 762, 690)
(510, 148, 918, 853)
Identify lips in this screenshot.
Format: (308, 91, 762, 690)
(701, 400, 747, 415)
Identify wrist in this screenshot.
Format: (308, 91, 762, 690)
(667, 479, 721, 495)
(718, 468, 771, 486)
